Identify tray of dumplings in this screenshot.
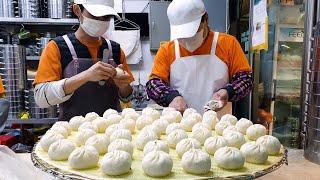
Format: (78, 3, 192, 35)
(31, 107, 288, 179)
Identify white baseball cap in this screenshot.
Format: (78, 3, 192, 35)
(167, 0, 206, 40)
(74, 0, 121, 19)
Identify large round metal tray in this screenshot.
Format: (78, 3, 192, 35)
(32, 132, 288, 180)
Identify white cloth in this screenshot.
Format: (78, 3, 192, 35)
(34, 79, 73, 108)
(110, 30, 142, 64)
(0, 145, 54, 180)
(170, 32, 232, 116)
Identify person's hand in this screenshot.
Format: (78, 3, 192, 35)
(113, 64, 132, 88)
(212, 89, 229, 111)
(84, 61, 116, 82)
(169, 96, 187, 113)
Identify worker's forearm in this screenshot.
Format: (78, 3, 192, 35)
(64, 71, 89, 95)
(221, 71, 253, 102)
(118, 84, 133, 98)
(34, 79, 73, 108)
(146, 78, 180, 107)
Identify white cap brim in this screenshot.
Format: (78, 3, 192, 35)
(170, 16, 202, 40)
(83, 4, 121, 20)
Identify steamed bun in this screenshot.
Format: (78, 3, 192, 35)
(120, 118, 136, 133)
(214, 147, 245, 170)
(69, 116, 85, 131)
(181, 113, 202, 132)
(161, 111, 182, 124)
(78, 122, 98, 132)
(190, 127, 212, 145)
(235, 118, 253, 134)
(152, 119, 169, 135)
(166, 123, 182, 135)
(92, 117, 108, 133)
(110, 129, 132, 142)
(143, 140, 169, 156)
(166, 129, 188, 148)
(84, 112, 100, 122)
(220, 114, 238, 125)
(181, 149, 211, 175)
(121, 108, 136, 117)
(105, 124, 125, 137)
(136, 115, 154, 130)
(85, 134, 109, 154)
(183, 108, 197, 118)
(161, 107, 176, 116)
(142, 151, 173, 177)
(142, 107, 161, 121)
(204, 136, 228, 155)
(202, 110, 219, 130)
(136, 129, 158, 150)
(101, 150, 132, 176)
(108, 139, 134, 156)
(75, 129, 97, 146)
(256, 135, 281, 155)
(240, 142, 268, 164)
(215, 121, 232, 136)
(176, 138, 201, 158)
(103, 108, 118, 119)
(246, 124, 267, 141)
(52, 121, 72, 135)
(48, 126, 68, 138)
(68, 145, 99, 169)
(48, 139, 76, 161)
(223, 131, 246, 148)
(40, 132, 64, 151)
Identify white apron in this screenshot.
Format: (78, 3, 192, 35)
(170, 32, 232, 117)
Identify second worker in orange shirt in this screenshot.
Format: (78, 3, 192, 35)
(146, 0, 253, 117)
(34, 0, 134, 121)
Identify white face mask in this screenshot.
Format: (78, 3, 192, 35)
(179, 29, 205, 52)
(81, 16, 110, 37)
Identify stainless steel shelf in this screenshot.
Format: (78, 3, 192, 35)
(6, 118, 58, 125)
(26, 56, 40, 61)
(0, 18, 79, 25)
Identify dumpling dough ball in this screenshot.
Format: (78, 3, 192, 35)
(166, 129, 188, 148)
(202, 110, 219, 130)
(142, 107, 161, 121)
(103, 108, 118, 119)
(85, 134, 109, 155)
(78, 122, 98, 132)
(181, 113, 202, 132)
(92, 117, 108, 133)
(40, 132, 64, 151)
(176, 138, 201, 158)
(105, 124, 125, 137)
(69, 116, 85, 131)
(110, 129, 132, 142)
(192, 122, 211, 132)
(236, 118, 253, 134)
(68, 145, 99, 170)
(143, 140, 169, 156)
(222, 125, 241, 136)
(121, 108, 136, 117)
(223, 131, 245, 149)
(152, 119, 169, 135)
(84, 112, 100, 122)
(240, 142, 268, 164)
(161, 107, 176, 116)
(204, 136, 228, 155)
(48, 126, 68, 138)
(120, 118, 136, 133)
(101, 150, 132, 176)
(106, 114, 123, 124)
(52, 121, 72, 135)
(48, 139, 76, 161)
(166, 123, 182, 135)
(183, 108, 197, 118)
(190, 127, 212, 145)
(124, 111, 140, 121)
(136, 115, 154, 130)
(162, 111, 182, 124)
(136, 129, 158, 150)
(142, 151, 173, 177)
(256, 135, 281, 155)
(220, 114, 238, 125)
(75, 129, 97, 146)
(181, 149, 211, 175)
(246, 124, 267, 141)
(108, 139, 134, 156)
(214, 147, 245, 170)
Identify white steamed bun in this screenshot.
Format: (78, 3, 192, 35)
(69, 116, 85, 131)
(223, 131, 246, 148)
(48, 139, 76, 161)
(204, 136, 228, 155)
(235, 118, 253, 134)
(214, 147, 245, 170)
(85, 134, 109, 154)
(108, 139, 134, 156)
(181, 149, 211, 175)
(101, 150, 132, 175)
(220, 114, 238, 125)
(84, 112, 100, 122)
(176, 138, 201, 158)
(110, 129, 132, 142)
(246, 124, 267, 141)
(202, 110, 219, 129)
(143, 140, 169, 156)
(142, 151, 173, 177)
(240, 141, 268, 164)
(256, 135, 281, 155)
(75, 129, 97, 146)
(68, 145, 99, 169)
(190, 127, 212, 145)
(40, 132, 64, 151)
(166, 129, 188, 148)
(166, 123, 182, 135)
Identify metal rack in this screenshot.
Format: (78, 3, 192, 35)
(0, 17, 78, 25)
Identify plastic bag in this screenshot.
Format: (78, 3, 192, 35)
(0, 145, 55, 180)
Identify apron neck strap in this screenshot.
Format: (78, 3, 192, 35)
(211, 32, 219, 54)
(62, 35, 78, 60)
(174, 39, 180, 59)
(104, 38, 113, 59)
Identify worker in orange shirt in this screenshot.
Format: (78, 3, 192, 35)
(33, 0, 134, 121)
(146, 0, 253, 116)
(0, 76, 4, 97)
